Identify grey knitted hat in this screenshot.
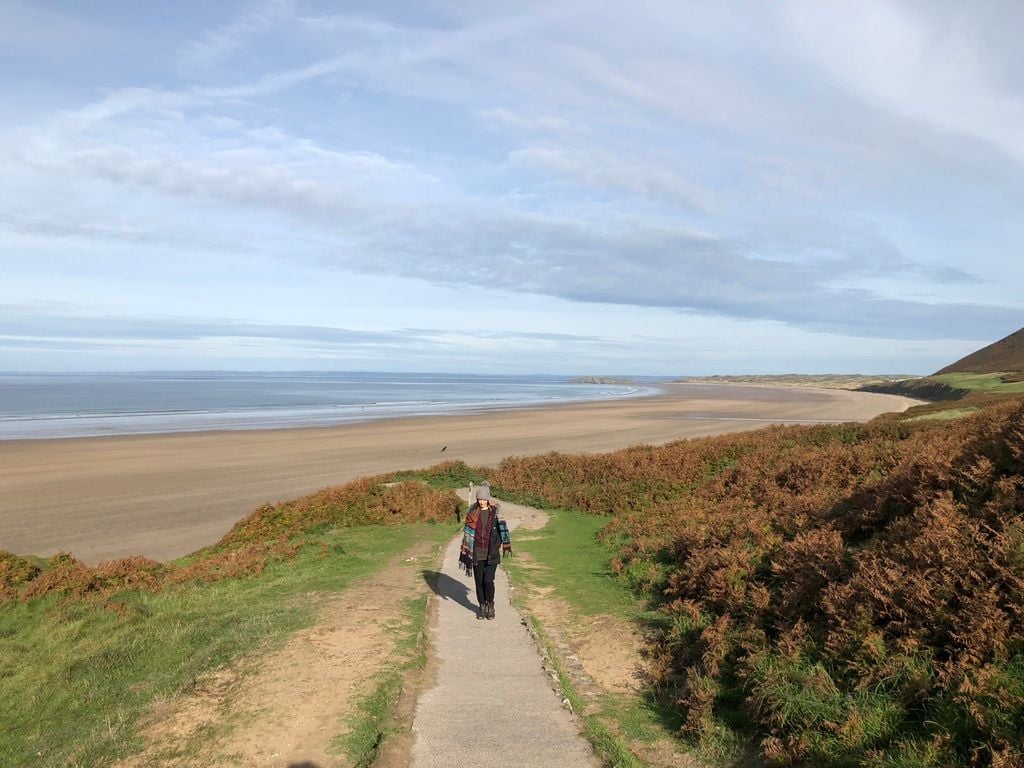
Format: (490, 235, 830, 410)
(475, 482, 492, 501)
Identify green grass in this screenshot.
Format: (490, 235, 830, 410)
(932, 372, 1024, 394)
(905, 407, 982, 422)
(387, 461, 485, 490)
(0, 523, 455, 768)
(862, 372, 1024, 406)
(505, 509, 641, 618)
(504, 509, 702, 767)
(599, 692, 683, 745)
(337, 593, 434, 767)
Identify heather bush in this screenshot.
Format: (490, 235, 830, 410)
(0, 551, 40, 600)
(491, 398, 1024, 765)
(388, 458, 486, 488)
(3, 477, 461, 604)
(216, 473, 461, 550)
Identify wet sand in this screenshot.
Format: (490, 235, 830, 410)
(0, 384, 920, 563)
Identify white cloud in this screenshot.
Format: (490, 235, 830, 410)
(2, 1, 1023, 373)
(510, 145, 713, 212)
(178, 0, 296, 74)
(478, 108, 574, 133)
(202, 115, 245, 131)
(0, 0, 107, 54)
(784, 0, 1024, 164)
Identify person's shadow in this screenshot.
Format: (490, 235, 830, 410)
(422, 570, 476, 612)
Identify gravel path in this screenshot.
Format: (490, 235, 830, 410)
(409, 500, 600, 767)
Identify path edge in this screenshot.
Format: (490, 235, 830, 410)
(505, 565, 645, 768)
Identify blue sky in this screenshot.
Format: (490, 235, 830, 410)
(1, 0, 1022, 375)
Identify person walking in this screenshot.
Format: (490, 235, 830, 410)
(459, 484, 512, 620)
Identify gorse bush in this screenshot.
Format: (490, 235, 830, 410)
(0, 551, 41, 600)
(490, 399, 1024, 766)
(216, 475, 460, 547)
(1, 476, 461, 604)
(19, 554, 168, 602)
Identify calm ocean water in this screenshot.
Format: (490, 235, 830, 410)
(0, 372, 659, 440)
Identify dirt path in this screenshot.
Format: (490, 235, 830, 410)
(116, 537, 444, 768)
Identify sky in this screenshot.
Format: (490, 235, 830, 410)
(1, 0, 1022, 375)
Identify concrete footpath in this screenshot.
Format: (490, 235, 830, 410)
(409, 501, 599, 767)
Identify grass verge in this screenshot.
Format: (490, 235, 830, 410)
(0, 523, 455, 768)
(522, 610, 643, 768)
(503, 509, 708, 767)
(336, 589, 435, 767)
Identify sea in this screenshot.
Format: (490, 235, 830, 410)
(0, 371, 662, 440)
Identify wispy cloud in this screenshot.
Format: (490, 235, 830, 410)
(0, 1, 107, 55)
(479, 108, 575, 134)
(0, 306, 609, 355)
(783, 0, 1024, 165)
(321, 210, 1018, 341)
(178, 0, 296, 74)
(510, 145, 713, 212)
(2, 1, 1022, 373)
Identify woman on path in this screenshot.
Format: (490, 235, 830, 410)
(459, 484, 512, 620)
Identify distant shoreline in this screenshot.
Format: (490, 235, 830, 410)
(0, 371, 658, 441)
(0, 383, 921, 564)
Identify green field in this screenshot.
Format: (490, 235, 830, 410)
(859, 370, 1024, 404)
(0, 523, 454, 768)
(905, 406, 982, 422)
(931, 371, 1024, 393)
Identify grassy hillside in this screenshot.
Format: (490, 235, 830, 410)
(0, 475, 462, 767)
(485, 397, 1024, 766)
(675, 374, 909, 390)
(933, 371, 1024, 393)
(860, 371, 1024, 403)
(937, 327, 1024, 375)
(7, 392, 1024, 767)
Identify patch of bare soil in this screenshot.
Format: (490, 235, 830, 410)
(529, 586, 645, 695)
(116, 539, 443, 768)
(516, 561, 701, 768)
(373, 572, 442, 768)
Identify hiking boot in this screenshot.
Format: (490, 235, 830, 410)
(486, 601, 495, 620)
(477, 604, 485, 620)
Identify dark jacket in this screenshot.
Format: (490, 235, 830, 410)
(469, 502, 504, 565)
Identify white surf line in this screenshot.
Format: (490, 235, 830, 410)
(409, 505, 599, 767)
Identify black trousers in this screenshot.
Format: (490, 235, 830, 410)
(473, 560, 497, 605)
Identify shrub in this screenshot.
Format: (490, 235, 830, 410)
(0, 551, 40, 600)
(5, 477, 461, 605)
(491, 397, 1024, 765)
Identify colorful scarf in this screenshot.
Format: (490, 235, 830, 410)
(459, 504, 512, 575)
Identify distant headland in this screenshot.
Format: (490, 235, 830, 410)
(567, 375, 637, 385)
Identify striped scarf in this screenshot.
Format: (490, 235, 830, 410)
(459, 504, 512, 574)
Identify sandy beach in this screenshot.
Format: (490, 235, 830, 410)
(0, 383, 920, 563)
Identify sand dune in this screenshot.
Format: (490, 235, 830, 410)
(0, 383, 920, 563)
